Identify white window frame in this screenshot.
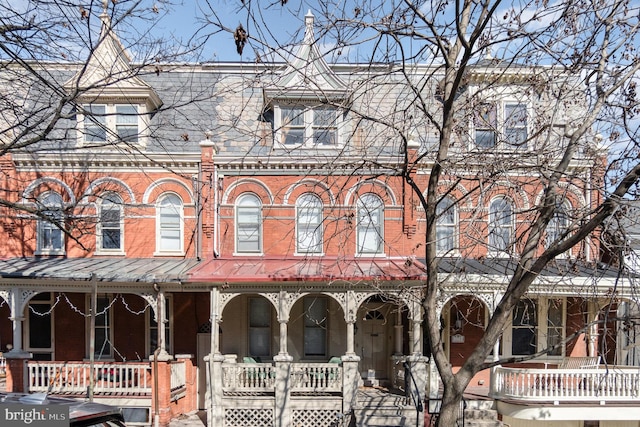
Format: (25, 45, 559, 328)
(488, 196, 514, 256)
(501, 297, 566, 359)
(436, 196, 457, 255)
(472, 101, 529, 150)
(36, 192, 65, 256)
(546, 200, 571, 254)
(296, 193, 323, 255)
(356, 193, 384, 256)
(274, 104, 341, 148)
(248, 297, 272, 359)
(96, 193, 124, 255)
(146, 295, 173, 357)
(25, 292, 54, 360)
(80, 103, 146, 146)
(303, 297, 328, 359)
(155, 193, 184, 255)
(86, 294, 115, 360)
(235, 193, 263, 255)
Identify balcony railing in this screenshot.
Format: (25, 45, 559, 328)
(27, 361, 152, 395)
(491, 366, 640, 402)
(220, 362, 342, 394)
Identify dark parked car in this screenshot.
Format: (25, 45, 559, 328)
(0, 392, 126, 426)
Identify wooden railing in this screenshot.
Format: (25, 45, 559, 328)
(290, 363, 342, 393)
(220, 362, 343, 394)
(221, 362, 276, 393)
(491, 366, 640, 402)
(27, 361, 152, 395)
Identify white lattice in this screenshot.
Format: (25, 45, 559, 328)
(224, 408, 273, 427)
(292, 409, 347, 427)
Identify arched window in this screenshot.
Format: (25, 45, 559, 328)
(236, 194, 262, 253)
(156, 193, 183, 253)
(296, 194, 323, 254)
(37, 192, 64, 254)
(436, 196, 456, 254)
(489, 197, 514, 255)
(98, 193, 123, 252)
(357, 193, 384, 255)
(546, 200, 570, 249)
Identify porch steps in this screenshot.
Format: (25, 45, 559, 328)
(353, 388, 413, 427)
(462, 405, 503, 427)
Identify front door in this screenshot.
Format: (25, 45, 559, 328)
(357, 305, 388, 379)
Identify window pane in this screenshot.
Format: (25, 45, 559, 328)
(474, 103, 497, 148)
(29, 308, 51, 349)
(116, 105, 138, 143)
(236, 195, 261, 253)
(297, 195, 322, 253)
(314, 108, 336, 126)
(313, 128, 337, 145)
(505, 103, 527, 147)
(282, 107, 305, 145)
(85, 105, 106, 142)
(304, 298, 327, 357)
(475, 130, 496, 148)
(436, 197, 456, 253)
(249, 299, 271, 357)
(489, 198, 513, 253)
(159, 195, 182, 251)
(357, 194, 383, 254)
(512, 328, 536, 355)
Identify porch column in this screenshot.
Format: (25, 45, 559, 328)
(343, 291, 360, 414)
(4, 288, 31, 393)
(207, 354, 225, 427)
(394, 306, 403, 355)
(156, 289, 172, 359)
(274, 290, 293, 427)
(588, 300, 598, 357)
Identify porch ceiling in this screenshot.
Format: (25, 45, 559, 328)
(187, 256, 426, 283)
(0, 257, 199, 283)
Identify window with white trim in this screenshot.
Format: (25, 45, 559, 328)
(473, 102, 528, 150)
(503, 298, 566, 358)
(357, 193, 384, 255)
(296, 194, 323, 254)
(81, 104, 142, 145)
(236, 194, 262, 254)
(277, 105, 340, 147)
(546, 200, 570, 248)
(87, 294, 114, 360)
(98, 193, 123, 253)
(26, 292, 54, 361)
(156, 193, 183, 254)
(436, 196, 456, 254)
(304, 297, 328, 358)
(249, 298, 271, 358)
(488, 197, 514, 255)
(37, 192, 65, 255)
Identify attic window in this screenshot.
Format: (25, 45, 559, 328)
(276, 104, 341, 148)
(80, 104, 144, 146)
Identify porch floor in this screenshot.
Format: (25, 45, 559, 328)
(169, 410, 207, 427)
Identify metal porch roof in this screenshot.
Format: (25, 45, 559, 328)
(0, 257, 199, 283)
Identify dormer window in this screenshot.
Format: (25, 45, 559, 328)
(80, 103, 143, 146)
(473, 102, 528, 150)
(277, 105, 340, 147)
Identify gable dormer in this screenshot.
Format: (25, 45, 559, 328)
(265, 11, 351, 149)
(66, 1, 162, 148)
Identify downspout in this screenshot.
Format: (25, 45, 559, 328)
(213, 165, 220, 258)
(194, 171, 201, 261)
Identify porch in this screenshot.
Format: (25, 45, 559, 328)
(490, 365, 640, 422)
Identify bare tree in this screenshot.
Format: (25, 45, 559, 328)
(201, 0, 640, 425)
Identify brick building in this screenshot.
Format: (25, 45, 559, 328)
(0, 5, 638, 427)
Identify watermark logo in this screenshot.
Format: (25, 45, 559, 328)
(0, 404, 68, 426)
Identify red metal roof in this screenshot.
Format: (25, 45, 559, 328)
(188, 256, 426, 283)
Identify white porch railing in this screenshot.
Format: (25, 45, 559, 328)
(0, 353, 6, 376)
(220, 362, 343, 394)
(27, 361, 152, 395)
(221, 362, 276, 393)
(491, 366, 640, 402)
(290, 363, 342, 393)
